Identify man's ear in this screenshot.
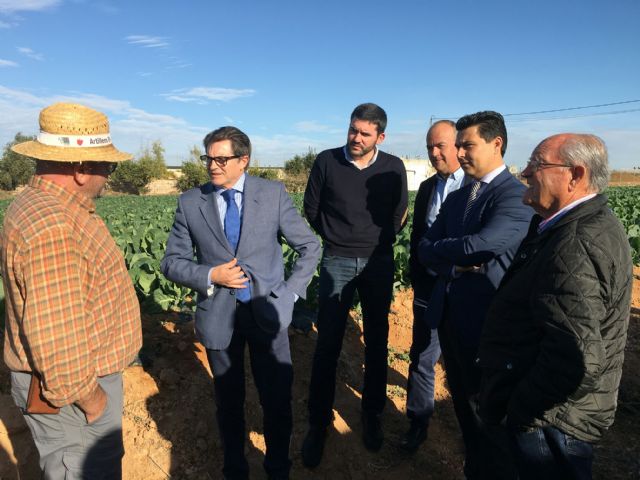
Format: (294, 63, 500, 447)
(73, 162, 90, 186)
(493, 136, 504, 155)
(569, 164, 587, 190)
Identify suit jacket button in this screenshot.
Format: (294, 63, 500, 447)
(520, 253, 527, 259)
(506, 362, 513, 370)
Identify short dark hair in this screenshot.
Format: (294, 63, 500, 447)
(456, 111, 507, 156)
(350, 103, 387, 134)
(203, 126, 252, 167)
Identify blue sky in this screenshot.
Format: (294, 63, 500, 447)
(1, 0, 639, 168)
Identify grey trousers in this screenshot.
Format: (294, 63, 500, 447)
(11, 371, 124, 480)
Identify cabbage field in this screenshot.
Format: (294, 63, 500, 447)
(1, 186, 639, 314)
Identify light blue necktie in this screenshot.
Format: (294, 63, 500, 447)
(221, 189, 251, 303)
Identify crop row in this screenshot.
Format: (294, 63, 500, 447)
(1, 186, 639, 313)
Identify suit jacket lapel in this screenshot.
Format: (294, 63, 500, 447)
(199, 186, 234, 255)
(463, 169, 511, 226)
(237, 175, 259, 255)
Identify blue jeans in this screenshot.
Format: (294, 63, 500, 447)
(406, 298, 441, 427)
(308, 252, 394, 426)
(510, 425, 593, 480)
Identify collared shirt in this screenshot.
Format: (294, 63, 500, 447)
(343, 145, 380, 170)
(1, 176, 141, 407)
(426, 166, 465, 227)
(538, 193, 598, 233)
(479, 164, 507, 185)
(214, 173, 246, 226)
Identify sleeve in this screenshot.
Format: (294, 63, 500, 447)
(506, 237, 609, 428)
(303, 154, 324, 235)
(279, 183, 321, 298)
(409, 180, 430, 284)
(393, 158, 409, 234)
(419, 183, 532, 268)
(160, 196, 213, 294)
(21, 226, 99, 406)
(418, 196, 456, 279)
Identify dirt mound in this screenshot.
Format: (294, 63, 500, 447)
(2, 283, 639, 479)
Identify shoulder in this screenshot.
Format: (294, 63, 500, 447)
(377, 151, 405, 169)
(488, 172, 527, 204)
(3, 188, 74, 246)
(420, 175, 437, 189)
(574, 197, 626, 246)
(176, 183, 211, 205)
(315, 148, 344, 165)
(245, 174, 284, 192)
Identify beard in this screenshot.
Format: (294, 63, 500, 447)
(348, 142, 375, 159)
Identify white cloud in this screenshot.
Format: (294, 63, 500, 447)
(0, 58, 18, 67)
(293, 120, 331, 133)
(0, 19, 14, 27)
(17, 46, 44, 61)
(162, 87, 256, 103)
(250, 134, 330, 166)
(125, 35, 169, 49)
(0, 0, 60, 13)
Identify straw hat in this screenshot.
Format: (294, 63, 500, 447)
(11, 102, 132, 162)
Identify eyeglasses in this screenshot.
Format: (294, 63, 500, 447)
(200, 155, 243, 167)
(524, 160, 572, 172)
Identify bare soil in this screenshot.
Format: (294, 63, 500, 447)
(1, 275, 640, 479)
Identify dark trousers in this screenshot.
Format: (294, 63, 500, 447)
(510, 426, 593, 480)
(406, 300, 441, 427)
(438, 310, 484, 479)
(206, 302, 293, 480)
(308, 253, 394, 426)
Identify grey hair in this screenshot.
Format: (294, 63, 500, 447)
(558, 134, 609, 193)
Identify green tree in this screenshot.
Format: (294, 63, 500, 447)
(0, 133, 36, 190)
(284, 147, 316, 175)
(177, 161, 209, 192)
(138, 140, 168, 180)
(108, 160, 152, 194)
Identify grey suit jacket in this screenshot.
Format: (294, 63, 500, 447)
(161, 175, 321, 350)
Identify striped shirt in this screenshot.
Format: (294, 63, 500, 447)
(1, 176, 141, 407)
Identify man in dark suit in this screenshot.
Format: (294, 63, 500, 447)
(401, 120, 466, 452)
(161, 126, 321, 480)
(418, 111, 533, 479)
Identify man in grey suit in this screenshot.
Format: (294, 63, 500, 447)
(161, 126, 320, 480)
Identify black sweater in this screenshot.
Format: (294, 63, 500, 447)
(303, 147, 408, 257)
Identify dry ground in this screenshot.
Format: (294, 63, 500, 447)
(2, 272, 640, 479)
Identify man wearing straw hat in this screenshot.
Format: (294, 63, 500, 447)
(0, 102, 141, 479)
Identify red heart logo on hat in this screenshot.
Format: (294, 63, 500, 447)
(77, 139, 83, 146)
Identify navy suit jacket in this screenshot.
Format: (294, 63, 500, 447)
(418, 168, 533, 346)
(161, 175, 321, 350)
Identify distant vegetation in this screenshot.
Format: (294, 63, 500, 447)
(0, 133, 36, 190)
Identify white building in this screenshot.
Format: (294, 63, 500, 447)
(401, 158, 435, 191)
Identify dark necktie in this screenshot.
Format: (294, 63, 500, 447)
(221, 189, 251, 302)
(463, 180, 482, 222)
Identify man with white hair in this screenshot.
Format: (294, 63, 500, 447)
(478, 133, 632, 479)
(1, 103, 141, 479)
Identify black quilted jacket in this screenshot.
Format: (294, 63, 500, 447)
(477, 194, 632, 442)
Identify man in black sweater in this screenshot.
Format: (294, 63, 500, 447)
(302, 103, 408, 467)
